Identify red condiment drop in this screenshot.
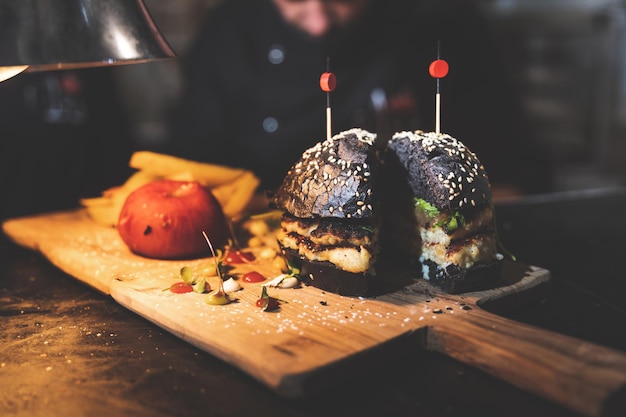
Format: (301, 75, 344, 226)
(170, 281, 193, 294)
(256, 297, 279, 311)
(242, 271, 266, 283)
(223, 250, 255, 265)
(429, 59, 449, 79)
(320, 72, 336, 92)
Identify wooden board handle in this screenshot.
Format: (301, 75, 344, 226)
(425, 307, 626, 417)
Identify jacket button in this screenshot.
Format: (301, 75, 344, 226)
(263, 117, 278, 133)
(268, 45, 285, 64)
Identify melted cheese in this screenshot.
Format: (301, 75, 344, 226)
(280, 218, 372, 247)
(419, 235, 498, 269)
(276, 228, 372, 273)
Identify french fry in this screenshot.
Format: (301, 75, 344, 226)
(210, 182, 237, 208)
(81, 188, 130, 227)
(219, 171, 261, 219)
(164, 171, 195, 182)
(209, 171, 259, 218)
(79, 196, 112, 207)
(129, 151, 246, 187)
(84, 205, 118, 227)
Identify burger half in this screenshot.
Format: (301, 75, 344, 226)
(386, 130, 502, 293)
(271, 128, 382, 296)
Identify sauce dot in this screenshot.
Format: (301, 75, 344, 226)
(242, 271, 266, 283)
(169, 282, 193, 294)
(223, 250, 255, 265)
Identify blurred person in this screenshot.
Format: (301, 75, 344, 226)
(0, 68, 133, 221)
(167, 0, 553, 197)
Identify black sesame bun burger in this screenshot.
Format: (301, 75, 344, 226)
(385, 130, 502, 293)
(271, 128, 382, 296)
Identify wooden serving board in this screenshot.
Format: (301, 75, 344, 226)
(3, 209, 626, 417)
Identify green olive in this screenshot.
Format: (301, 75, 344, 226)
(206, 290, 231, 305)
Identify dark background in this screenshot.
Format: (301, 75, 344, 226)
(133, 0, 626, 191)
(1, 0, 626, 219)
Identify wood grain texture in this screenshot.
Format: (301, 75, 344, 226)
(3, 209, 626, 416)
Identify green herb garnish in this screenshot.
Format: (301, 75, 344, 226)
(435, 211, 466, 233)
(415, 198, 440, 217)
(361, 225, 375, 233)
(416, 198, 465, 233)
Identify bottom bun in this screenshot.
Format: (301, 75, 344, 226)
(282, 248, 371, 296)
(302, 261, 371, 297)
(282, 248, 412, 297)
(421, 259, 502, 294)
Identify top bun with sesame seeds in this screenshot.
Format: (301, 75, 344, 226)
(386, 130, 492, 211)
(272, 128, 378, 220)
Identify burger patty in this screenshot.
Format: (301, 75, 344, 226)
(415, 204, 498, 269)
(420, 233, 498, 270)
(276, 213, 376, 274)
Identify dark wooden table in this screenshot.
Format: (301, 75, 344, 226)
(2, 187, 626, 417)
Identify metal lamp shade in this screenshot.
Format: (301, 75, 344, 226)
(0, 0, 175, 71)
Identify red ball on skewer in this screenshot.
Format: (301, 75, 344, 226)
(429, 59, 449, 79)
(320, 72, 337, 92)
